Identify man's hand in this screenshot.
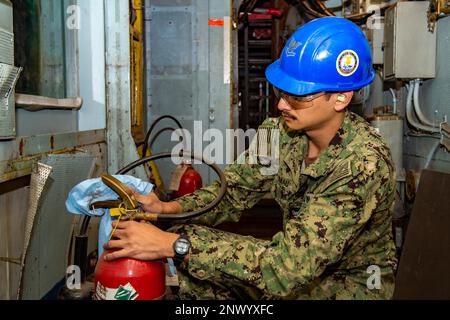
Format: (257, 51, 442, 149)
(131, 190, 183, 215)
(103, 221, 180, 261)
(132, 191, 164, 213)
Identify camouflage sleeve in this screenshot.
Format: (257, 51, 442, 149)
(175, 118, 280, 226)
(183, 154, 395, 297)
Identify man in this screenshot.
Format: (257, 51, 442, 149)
(103, 17, 398, 300)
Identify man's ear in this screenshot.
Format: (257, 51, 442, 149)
(334, 91, 354, 112)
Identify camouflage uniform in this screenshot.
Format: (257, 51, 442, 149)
(172, 111, 398, 300)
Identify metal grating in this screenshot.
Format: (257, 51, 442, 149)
(0, 29, 14, 65)
(0, 63, 22, 99)
(18, 154, 96, 300)
(16, 162, 53, 299)
(0, 62, 21, 139)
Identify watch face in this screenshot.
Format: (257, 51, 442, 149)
(175, 238, 190, 255)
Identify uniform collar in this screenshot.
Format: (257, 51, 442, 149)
(302, 111, 357, 178)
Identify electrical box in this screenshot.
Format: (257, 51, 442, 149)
(383, 1, 437, 80)
(0, 0, 20, 140)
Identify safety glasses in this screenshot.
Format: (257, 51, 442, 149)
(273, 87, 327, 109)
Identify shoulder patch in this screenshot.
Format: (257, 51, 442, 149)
(248, 120, 281, 171)
(317, 160, 352, 193)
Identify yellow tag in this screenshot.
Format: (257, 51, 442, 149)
(110, 207, 126, 218)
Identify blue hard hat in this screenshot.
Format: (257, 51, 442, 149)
(266, 17, 375, 95)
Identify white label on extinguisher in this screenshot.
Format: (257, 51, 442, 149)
(168, 165, 189, 191)
(94, 282, 139, 300)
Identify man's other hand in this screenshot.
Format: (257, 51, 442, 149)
(103, 221, 179, 261)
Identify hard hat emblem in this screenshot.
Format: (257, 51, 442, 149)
(285, 39, 302, 57)
(336, 50, 359, 77)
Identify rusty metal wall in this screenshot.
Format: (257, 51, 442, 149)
(0, 130, 107, 183)
(0, 186, 28, 300)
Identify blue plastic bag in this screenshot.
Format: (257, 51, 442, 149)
(66, 175, 153, 256)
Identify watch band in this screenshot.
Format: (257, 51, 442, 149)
(173, 234, 190, 267)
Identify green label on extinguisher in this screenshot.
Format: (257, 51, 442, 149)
(94, 282, 139, 300)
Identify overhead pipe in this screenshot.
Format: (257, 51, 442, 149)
(309, 0, 333, 16)
(314, 0, 335, 16)
(298, 0, 375, 23)
(299, 1, 327, 18)
(406, 81, 440, 133)
(389, 88, 398, 115)
(413, 79, 440, 128)
(405, 82, 443, 168)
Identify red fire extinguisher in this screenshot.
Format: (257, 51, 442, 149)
(94, 252, 166, 300)
(88, 151, 212, 301)
(93, 164, 203, 300)
(173, 163, 203, 198)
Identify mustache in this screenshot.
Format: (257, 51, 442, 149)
(282, 111, 297, 120)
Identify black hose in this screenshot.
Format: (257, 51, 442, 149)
(80, 151, 227, 233)
(148, 127, 176, 151)
(142, 115, 183, 160)
(80, 117, 185, 236)
(80, 216, 91, 236)
(117, 152, 227, 222)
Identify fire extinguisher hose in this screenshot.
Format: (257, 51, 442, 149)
(116, 151, 227, 222)
(80, 152, 227, 235)
(141, 115, 184, 160)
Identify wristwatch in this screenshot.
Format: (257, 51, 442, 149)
(172, 234, 191, 266)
